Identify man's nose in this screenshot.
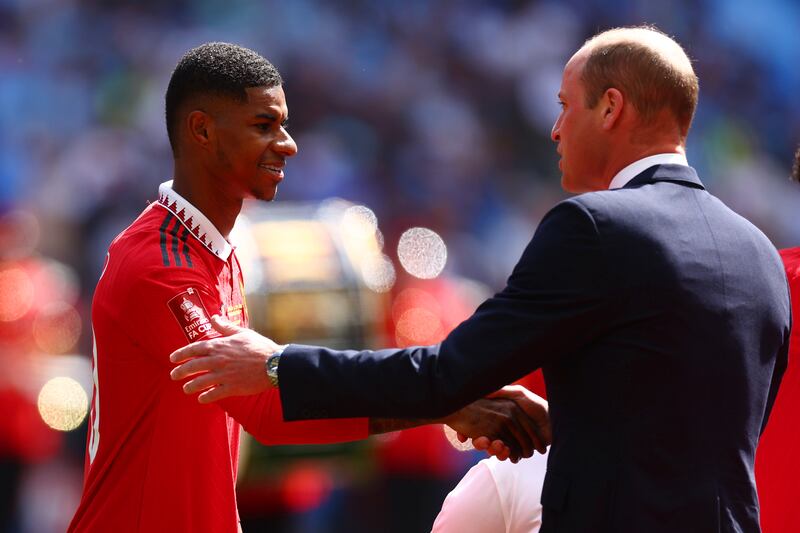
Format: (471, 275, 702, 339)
(550, 121, 560, 143)
(275, 130, 298, 157)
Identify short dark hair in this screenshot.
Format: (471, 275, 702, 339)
(793, 145, 800, 182)
(581, 27, 699, 139)
(165, 42, 283, 155)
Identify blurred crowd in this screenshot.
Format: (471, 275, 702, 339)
(1, 0, 800, 531)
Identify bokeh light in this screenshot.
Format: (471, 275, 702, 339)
(339, 205, 383, 263)
(33, 302, 83, 354)
(37, 376, 89, 432)
(391, 288, 442, 325)
(395, 307, 444, 346)
(374, 228, 385, 251)
(331, 203, 395, 292)
(360, 253, 396, 293)
(280, 463, 333, 513)
(341, 205, 378, 241)
(443, 424, 474, 452)
(0, 267, 35, 321)
(397, 227, 447, 279)
(392, 288, 447, 346)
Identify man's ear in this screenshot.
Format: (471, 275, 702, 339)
(600, 88, 624, 131)
(186, 110, 214, 150)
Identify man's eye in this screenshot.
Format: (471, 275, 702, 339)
(281, 120, 290, 131)
(256, 123, 271, 131)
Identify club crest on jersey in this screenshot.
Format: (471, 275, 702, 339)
(167, 288, 219, 342)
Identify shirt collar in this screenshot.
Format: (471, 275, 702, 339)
(157, 180, 233, 261)
(608, 153, 689, 190)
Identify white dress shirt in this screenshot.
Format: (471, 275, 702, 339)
(431, 450, 548, 533)
(607, 153, 689, 190)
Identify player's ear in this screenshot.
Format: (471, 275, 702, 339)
(186, 110, 214, 150)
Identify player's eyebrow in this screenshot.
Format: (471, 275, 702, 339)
(254, 112, 289, 127)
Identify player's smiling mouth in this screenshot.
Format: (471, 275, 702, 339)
(258, 164, 284, 178)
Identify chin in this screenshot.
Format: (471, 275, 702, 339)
(252, 187, 278, 202)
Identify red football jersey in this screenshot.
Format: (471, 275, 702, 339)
(68, 182, 368, 533)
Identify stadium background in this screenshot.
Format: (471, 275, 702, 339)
(1, 0, 799, 531)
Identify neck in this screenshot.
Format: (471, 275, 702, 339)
(601, 141, 685, 188)
(172, 163, 242, 238)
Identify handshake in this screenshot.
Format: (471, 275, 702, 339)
(438, 385, 550, 463)
(170, 315, 551, 462)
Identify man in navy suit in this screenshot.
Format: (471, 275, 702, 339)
(171, 26, 790, 532)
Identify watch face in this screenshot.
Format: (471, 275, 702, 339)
(267, 355, 280, 387)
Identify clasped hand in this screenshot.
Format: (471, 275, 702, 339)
(443, 386, 550, 462)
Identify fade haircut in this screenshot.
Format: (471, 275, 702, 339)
(793, 145, 800, 182)
(580, 26, 699, 139)
(165, 42, 283, 155)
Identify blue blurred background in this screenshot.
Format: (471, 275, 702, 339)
(1, 0, 799, 531)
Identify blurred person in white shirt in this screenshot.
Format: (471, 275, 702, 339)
(431, 449, 548, 533)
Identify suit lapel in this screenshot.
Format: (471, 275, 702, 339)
(623, 164, 705, 190)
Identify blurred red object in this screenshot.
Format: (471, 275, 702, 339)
(280, 462, 334, 513)
(755, 248, 800, 533)
(0, 212, 71, 466)
(0, 257, 79, 355)
(0, 387, 60, 463)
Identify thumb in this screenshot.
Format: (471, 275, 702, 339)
(210, 314, 243, 336)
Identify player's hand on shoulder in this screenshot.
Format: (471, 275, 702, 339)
(170, 315, 282, 403)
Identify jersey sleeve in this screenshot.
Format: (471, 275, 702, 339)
(117, 266, 225, 366)
(220, 393, 368, 445)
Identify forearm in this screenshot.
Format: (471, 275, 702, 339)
(368, 417, 443, 435)
(220, 390, 369, 445)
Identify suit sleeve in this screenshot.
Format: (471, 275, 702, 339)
(122, 267, 369, 443)
(761, 275, 792, 435)
(762, 333, 789, 436)
(279, 199, 617, 420)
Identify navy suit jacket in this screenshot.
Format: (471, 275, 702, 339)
(278, 165, 790, 532)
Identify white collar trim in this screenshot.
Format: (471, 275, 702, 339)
(608, 153, 689, 190)
(157, 180, 232, 261)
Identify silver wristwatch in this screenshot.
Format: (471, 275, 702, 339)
(265, 346, 285, 388)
